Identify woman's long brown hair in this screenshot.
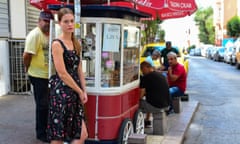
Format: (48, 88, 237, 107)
(58, 7, 81, 55)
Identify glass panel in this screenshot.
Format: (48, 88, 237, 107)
(123, 25, 140, 85)
(81, 23, 96, 87)
(101, 24, 121, 87)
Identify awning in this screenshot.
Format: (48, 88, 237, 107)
(29, 0, 129, 10)
(106, 0, 197, 20)
(29, 0, 198, 20)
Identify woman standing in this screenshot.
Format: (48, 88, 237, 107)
(47, 8, 88, 144)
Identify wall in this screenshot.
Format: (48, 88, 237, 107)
(223, 0, 237, 38)
(9, 0, 26, 38)
(0, 40, 10, 96)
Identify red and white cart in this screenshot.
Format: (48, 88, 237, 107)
(43, 3, 149, 144)
(79, 6, 149, 144)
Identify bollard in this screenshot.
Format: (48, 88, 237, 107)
(152, 111, 167, 135)
(128, 134, 147, 144)
(172, 97, 182, 113)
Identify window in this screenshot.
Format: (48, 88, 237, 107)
(101, 24, 121, 87)
(81, 23, 96, 87)
(123, 26, 140, 85)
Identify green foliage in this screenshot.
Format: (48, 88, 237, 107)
(227, 16, 240, 37)
(194, 7, 215, 44)
(141, 18, 164, 45)
(187, 45, 196, 53)
(159, 30, 165, 42)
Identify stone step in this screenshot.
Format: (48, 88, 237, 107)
(144, 101, 199, 144)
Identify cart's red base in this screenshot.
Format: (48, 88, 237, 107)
(85, 87, 140, 141)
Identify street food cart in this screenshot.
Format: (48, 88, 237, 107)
(46, 4, 150, 144)
(79, 6, 149, 144)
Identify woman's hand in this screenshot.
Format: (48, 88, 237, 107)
(78, 90, 88, 104)
(82, 91, 88, 104)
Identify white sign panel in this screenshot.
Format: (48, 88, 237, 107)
(102, 24, 120, 52)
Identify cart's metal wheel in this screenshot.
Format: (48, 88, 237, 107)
(118, 118, 134, 144)
(133, 109, 145, 134)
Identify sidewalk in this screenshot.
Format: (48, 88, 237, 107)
(146, 100, 199, 144)
(0, 95, 199, 144)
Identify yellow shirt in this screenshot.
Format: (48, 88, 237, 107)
(24, 27, 49, 79)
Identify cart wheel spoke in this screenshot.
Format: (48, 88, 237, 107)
(133, 110, 145, 134)
(118, 118, 134, 144)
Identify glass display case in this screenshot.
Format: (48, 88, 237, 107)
(81, 23, 96, 87)
(80, 19, 141, 91)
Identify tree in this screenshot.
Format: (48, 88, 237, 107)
(141, 17, 164, 45)
(194, 7, 215, 44)
(227, 16, 240, 37)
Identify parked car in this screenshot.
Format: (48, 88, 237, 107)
(206, 46, 216, 59)
(223, 46, 236, 65)
(193, 48, 201, 56)
(189, 49, 195, 56)
(234, 37, 240, 69)
(235, 45, 240, 69)
(202, 44, 214, 57)
(213, 46, 225, 62)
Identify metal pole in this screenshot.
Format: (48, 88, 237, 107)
(74, 0, 81, 40)
(48, 19, 54, 78)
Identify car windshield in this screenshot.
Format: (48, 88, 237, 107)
(155, 46, 165, 51)
(142, 46, 164, 57)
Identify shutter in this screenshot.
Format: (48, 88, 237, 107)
(26, 0, 40, 34)
(0, 0, 9, 37)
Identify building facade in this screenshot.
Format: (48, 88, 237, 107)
(214, 0, 238, 46)
(0, 0, 40, 96)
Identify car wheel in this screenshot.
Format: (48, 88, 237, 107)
(236, 63, 240, 69)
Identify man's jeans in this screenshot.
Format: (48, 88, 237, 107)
(169, 86, 184, 110)
(169, 86, 184, 97)
(29, 76, 49, 139)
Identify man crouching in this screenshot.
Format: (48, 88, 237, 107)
(139, 61, 170, 135)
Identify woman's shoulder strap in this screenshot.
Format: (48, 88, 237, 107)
(52, 39, 67, 51)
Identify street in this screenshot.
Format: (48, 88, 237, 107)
(1, 55, 240, 144)
(184, 56, 240, 144)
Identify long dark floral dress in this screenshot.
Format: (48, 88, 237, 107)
(47, 39, 84, 142)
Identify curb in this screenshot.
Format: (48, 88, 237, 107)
(161, 101, 199, 144)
